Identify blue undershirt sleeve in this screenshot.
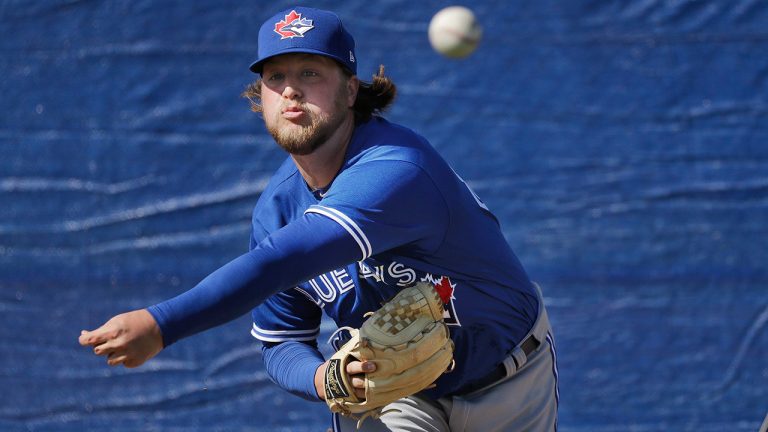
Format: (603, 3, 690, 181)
(147, 212, 362, 347)
(261, 340, 325, 401)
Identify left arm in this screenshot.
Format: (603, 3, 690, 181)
(262, 340, 325, 401)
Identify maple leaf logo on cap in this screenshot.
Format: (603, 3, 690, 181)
(274, 10, 315, 39)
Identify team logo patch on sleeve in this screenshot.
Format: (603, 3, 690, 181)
(274, 10, 315, 39)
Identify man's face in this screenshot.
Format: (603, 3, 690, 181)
(260, 54, 357, 155)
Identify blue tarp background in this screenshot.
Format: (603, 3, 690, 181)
(1, 1, 766, 430)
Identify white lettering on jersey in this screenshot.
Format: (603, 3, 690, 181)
(358, 261, 384, 282)
(304, 267, 355, 307)
(331, 268, 355, 294)
(309, 276, 336, 303)
(359, 262, 461, 326)
(388, 262, 417, 286)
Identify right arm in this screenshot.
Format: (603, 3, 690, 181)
(80, 160, 449, 369)
(79, 212, 364, 366)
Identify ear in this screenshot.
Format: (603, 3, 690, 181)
(346, 75, 359, 108)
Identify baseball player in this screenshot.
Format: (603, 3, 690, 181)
(79, 7, 559, 431)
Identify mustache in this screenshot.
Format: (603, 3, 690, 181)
(281, 103, 308, 112)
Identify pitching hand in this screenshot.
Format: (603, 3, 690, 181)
(78, 309, 163, 368)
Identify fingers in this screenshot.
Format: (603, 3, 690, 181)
(78, 324, 120, 347)
(107, 351, 127, 366)
(351, 376, 366, 398)
(79, 330, 100, 346)
(345, 360, 376, 375)
(79, 317, 126, 359)
(105, 351, 144, 368)
(88, 334, 143, 368)
(93, 340, 145, 368)
(346, 361, 375, 399)
(350, 375, 366, 399)
(79, 310, 164, 369)
(92, 342, 111, 356)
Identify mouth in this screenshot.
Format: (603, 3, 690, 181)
(282, 106, 306, 120)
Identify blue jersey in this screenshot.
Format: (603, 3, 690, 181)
(249, 117, 538, 396)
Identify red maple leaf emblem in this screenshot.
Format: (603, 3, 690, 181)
(433, 276, 454, 305)
(275, 10, 301, 37)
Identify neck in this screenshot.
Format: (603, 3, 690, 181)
(291, 113, 355, 190)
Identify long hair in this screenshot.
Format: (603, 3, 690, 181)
(242, 64, 397, 122)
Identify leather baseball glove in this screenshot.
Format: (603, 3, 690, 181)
(323, 282, 455, 427)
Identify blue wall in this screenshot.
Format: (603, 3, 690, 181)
(1, 1, 766, 430)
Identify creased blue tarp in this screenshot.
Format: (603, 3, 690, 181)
(1, 1, 767, 430)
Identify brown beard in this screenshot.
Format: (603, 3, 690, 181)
(266, 87, 350, 156)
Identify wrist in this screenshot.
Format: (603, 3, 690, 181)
(314, 361, 328, 400)
(139, 308, 164, 349)
(145, 305, 170, 347)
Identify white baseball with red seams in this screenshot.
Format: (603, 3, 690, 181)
(428, 6, 482, 59)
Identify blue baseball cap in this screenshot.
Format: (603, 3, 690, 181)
(249, 7, 357, 75)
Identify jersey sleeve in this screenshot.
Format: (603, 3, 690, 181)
(250, 218, 268, 251)
(249, 185, 324, 344)
(147, 212, 362, 347)
(305, 160, 450, 259)
(146, 161, 450, 347)
(251, 288, 321, 343)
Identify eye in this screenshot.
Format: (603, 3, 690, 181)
(265, 72, 284, 82)
(302, 70, 319, 78)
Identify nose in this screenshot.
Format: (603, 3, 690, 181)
(281, 79, 302, 101)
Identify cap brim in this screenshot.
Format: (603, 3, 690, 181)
(249, 48, 354, 74)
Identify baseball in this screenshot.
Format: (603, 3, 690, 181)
(428, 6, 482, 59)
